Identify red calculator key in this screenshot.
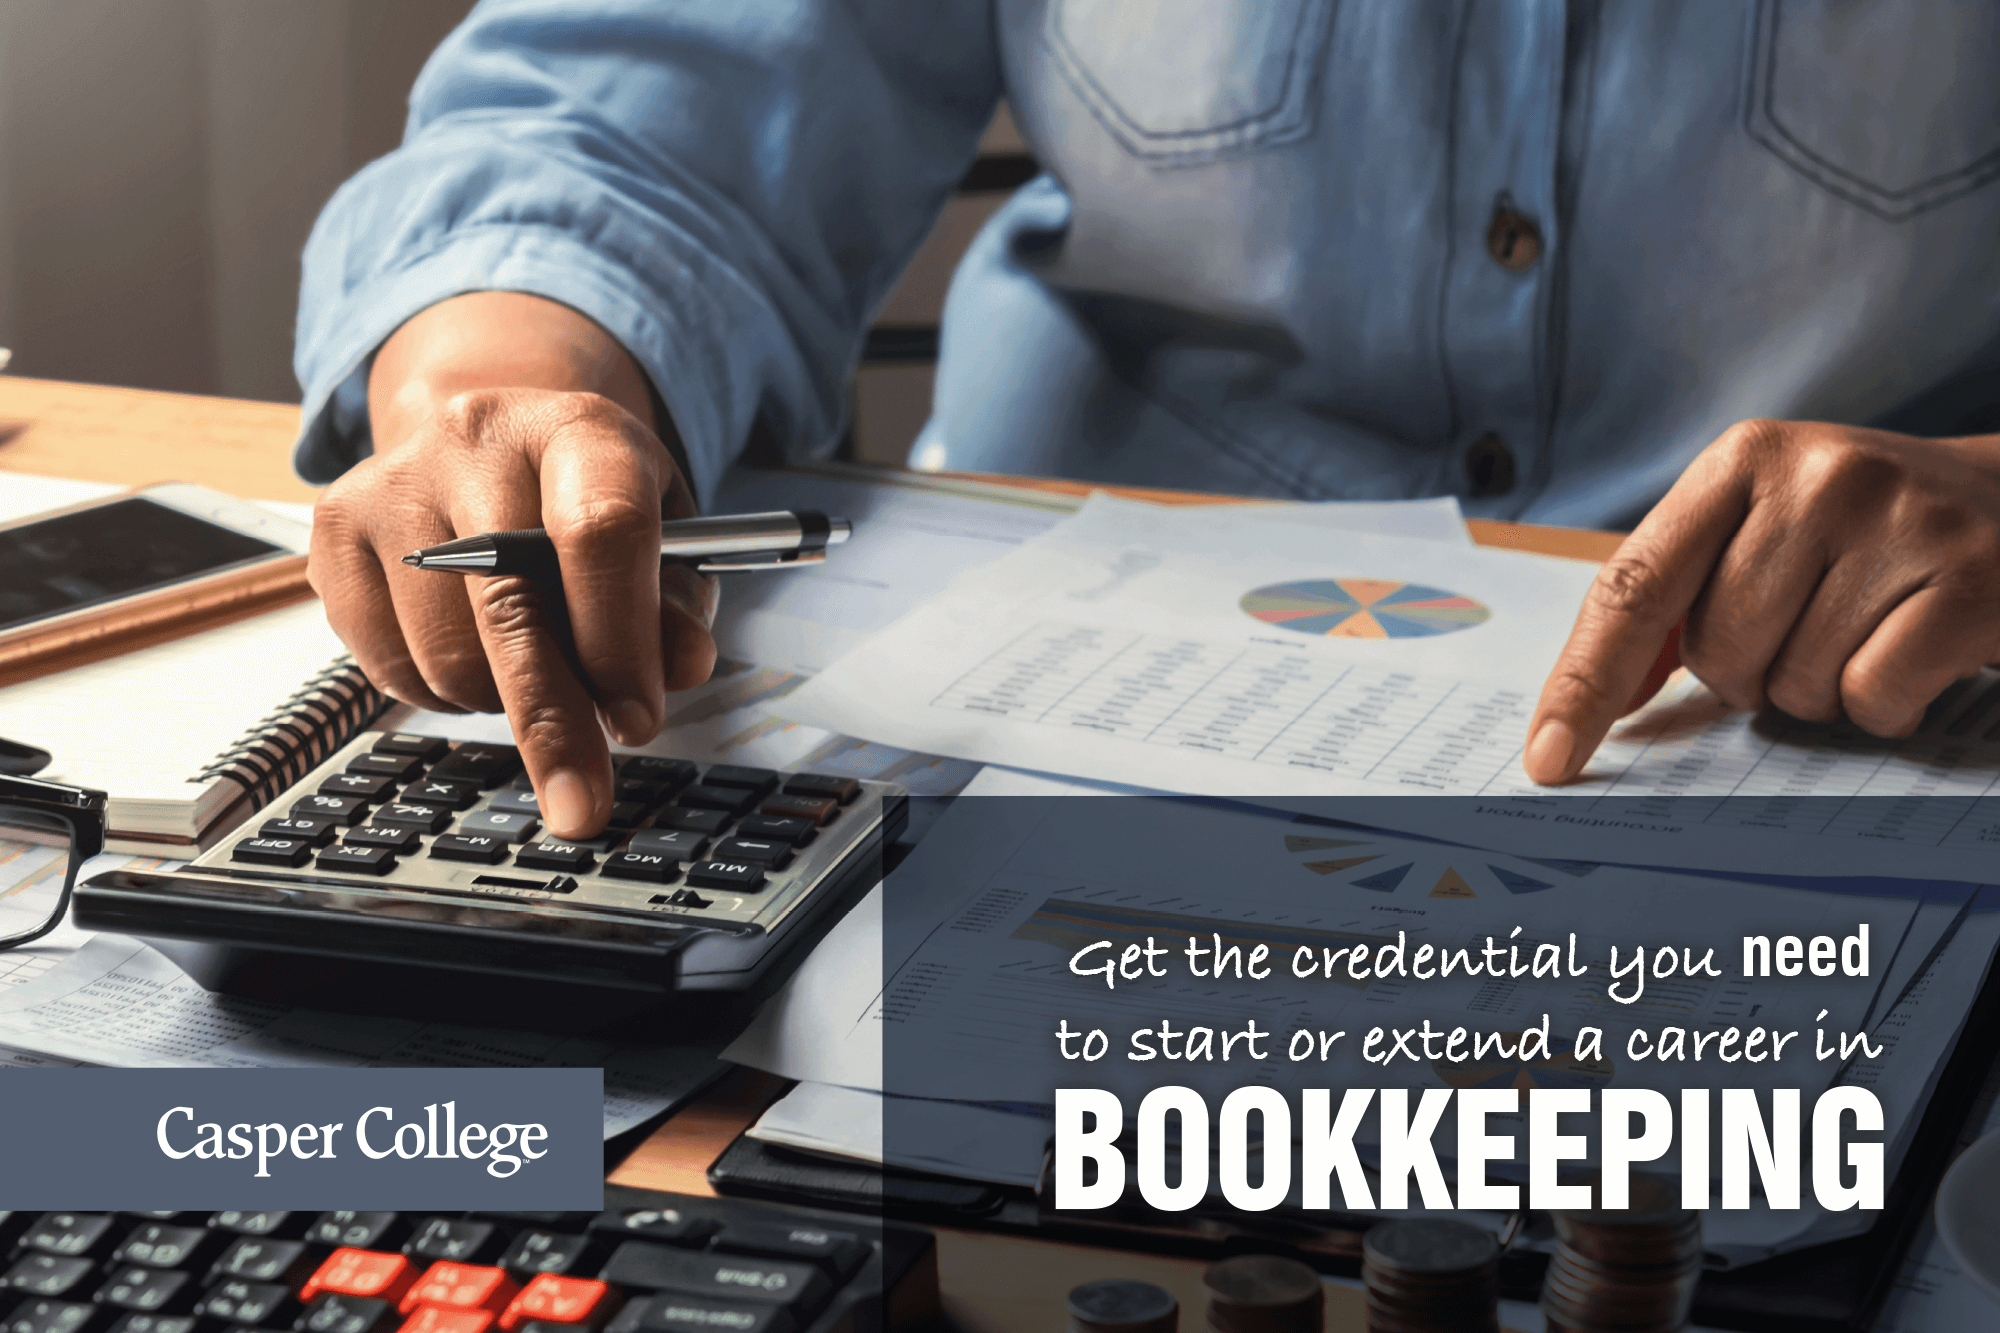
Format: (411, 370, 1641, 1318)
(303, 1250, 425, 1305)
(399, 1309, 495, 1333)
(400, 1263, 520, 1316)
(497, 1276, 619, 1331)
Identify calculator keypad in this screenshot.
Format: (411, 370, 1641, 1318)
(209, 732, 892, 931)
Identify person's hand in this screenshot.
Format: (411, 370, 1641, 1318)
(309, 293, 717, 838)
(1524, 420, 2000, 784)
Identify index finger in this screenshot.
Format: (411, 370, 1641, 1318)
(1523, 456, 1750, 784)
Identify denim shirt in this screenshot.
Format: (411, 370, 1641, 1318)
(295, 1, 2000, 528)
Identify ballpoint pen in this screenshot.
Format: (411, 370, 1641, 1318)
(402, 510, 851, 579)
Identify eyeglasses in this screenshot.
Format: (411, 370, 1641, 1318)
(0, 772, 107, 951)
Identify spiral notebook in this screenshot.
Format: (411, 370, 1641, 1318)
(0, 599, 387, 848)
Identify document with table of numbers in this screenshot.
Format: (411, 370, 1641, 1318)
(779, 494, 2000, 878)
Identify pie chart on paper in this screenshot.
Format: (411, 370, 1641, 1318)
(1241, 579, 1491, 639)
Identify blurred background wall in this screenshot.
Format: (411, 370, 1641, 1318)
(0, 0, 1021, 465)
(0, 0, 475, 404)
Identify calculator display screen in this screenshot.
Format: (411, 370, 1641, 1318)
(0, 497, 284, 631)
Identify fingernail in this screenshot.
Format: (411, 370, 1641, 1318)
(543, 769, 595, 838)
(1525, 719, 1577, 783)
(608, 698, 657, 746)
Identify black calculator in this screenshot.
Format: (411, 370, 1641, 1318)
(74, 732, 904, 1028)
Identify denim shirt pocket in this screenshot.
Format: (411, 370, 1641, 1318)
(1743, 0, 2000, 221)
(1044, 0, 1338, 165)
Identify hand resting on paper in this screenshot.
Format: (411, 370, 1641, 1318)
(308, 293, 718, 840)
(1524, 420, 2000, 784)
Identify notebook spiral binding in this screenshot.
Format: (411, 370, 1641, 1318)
(191, 654, 389, 803)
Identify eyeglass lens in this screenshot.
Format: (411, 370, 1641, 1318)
(0, 806, 76, 946)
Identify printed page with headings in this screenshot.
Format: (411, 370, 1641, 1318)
(781, 492, 1595, 792)
(781, 494, 2000, 878)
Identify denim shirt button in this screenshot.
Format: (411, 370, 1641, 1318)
(1485, 204, 1542, 272)
(1465, 433, 1517, 497)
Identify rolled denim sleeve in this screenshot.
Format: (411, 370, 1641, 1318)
(292, 0, 1000, 503)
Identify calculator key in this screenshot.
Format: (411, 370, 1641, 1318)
(2, 1255, 94, 1298)
(598, 1244, 828, 1313)
(23, 1213, 119, 1257)
(778, 774, 860, 805)
(304, 1214, 410, 1252)
(429, 746, 522, 789)
(604, 802, 649, 830)
(515, 842, 596, 874)
(398, 1263, 518, 1317)
(261, 816, 338, 847)
(374, 802, 454, 834)
(232, 836, 313, 868)
(652, 890, 709, 910)
(497, 1233, 599, 1281)
(113, 1224, 216, 1270)
(673, 785, 758, 816)
(487, 790, 541, 817)
(654, 808, 729, 835)
(317, 845, 398, 876)
(496, 1277, 616, 1332)
(211, 1211, 305, 1238)
(618, 757, 697, 788)
(712, 838, 792, 870)
(406, 1219, 503, 1265)
(301, 1251, 422, 1306)
(194, 1280, 297, 1326)
(293, 794, 371, 825)
(756, 795, 837, 825)
(93, 1267, 191, 1313)
(210, 1237, 316, 1287)
(106, 1315, 197, 1333)
(684, 861, 765, 892)
(710, 1224, 864, 1281)
(623, 830, 708, 861)
(599, 852, 678, 885)
(406, 780, 480, 811)
(343, 826, 423, 854)
(732, 816, 815, 848)
(298, 1295, 400, 1333)
(699, 765, 777, 795)
(399, 1310, 493, 1333)
(458, 812, 540, 843)
(611, 779, 669, 809)
(373, 734, 451, 762)
(589, 1210, 718, 1248)
(3, 1301, 97, 1333)
(347, 753, 424, 782)
(429, 835, 510, 866)
(605, 1296, 790, 1333)
(320, 772, 398, 800)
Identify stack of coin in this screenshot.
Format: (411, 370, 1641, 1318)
(1201, 1255, 1324, 1333)
(1068, 1280, 1180, 1333)
(1541, 1176, 1704, 1333)
(1360, 1218, 1501, 1332)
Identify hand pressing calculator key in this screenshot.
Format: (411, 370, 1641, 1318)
(73, 732, 904, 1028)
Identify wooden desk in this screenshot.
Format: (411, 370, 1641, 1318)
(6, 376, 1616, 1333)
(0, 375, 317, 505)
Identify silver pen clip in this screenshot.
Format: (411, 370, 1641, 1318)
(690, 549, 831, 573)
